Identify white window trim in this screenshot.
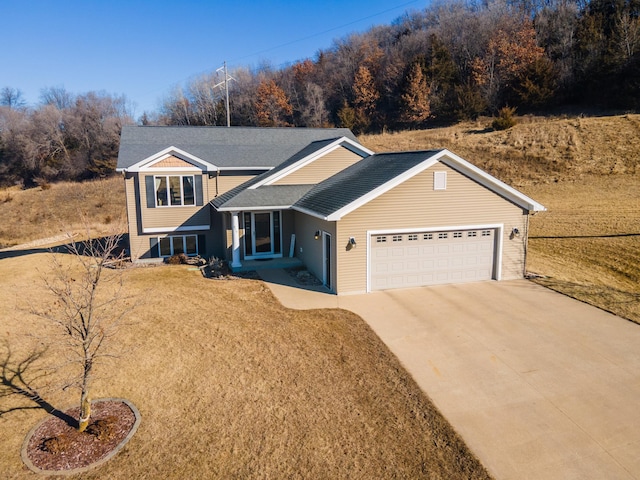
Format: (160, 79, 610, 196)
(158, 234, 199, 257)
(154, 174, 196, 208)
(143, 225, 209, 234)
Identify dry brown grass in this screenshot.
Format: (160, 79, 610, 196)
(0, 255, 490, 479)
(0, 176, 126, 248)
(520, 175, 640, 324)
(360, 113, 640, 186)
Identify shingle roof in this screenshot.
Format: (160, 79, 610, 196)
(294, 151, 443, 218)
(220, 185, 315, 209)
(210, 137, 364, 210)
(116, 126, 358, 170)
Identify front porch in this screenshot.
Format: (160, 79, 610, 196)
(230, 256, 303, 273)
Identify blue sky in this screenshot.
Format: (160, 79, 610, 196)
(2, 0, 424, 117)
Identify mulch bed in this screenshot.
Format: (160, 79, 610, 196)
(24, 399, 136, 472)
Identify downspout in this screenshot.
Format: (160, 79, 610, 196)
(523, 212, 531, 278)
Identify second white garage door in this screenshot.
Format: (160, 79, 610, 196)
(370, 229, 496, 291)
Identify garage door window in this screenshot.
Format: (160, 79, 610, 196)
(376, 236, 387, 243)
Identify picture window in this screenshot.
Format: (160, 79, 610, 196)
(158, 235, 198, 257)
(155, 175, 195, 207)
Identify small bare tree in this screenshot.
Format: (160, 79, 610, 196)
(34, 231, 133, 432)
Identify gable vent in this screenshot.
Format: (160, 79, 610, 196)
(434, 171, 447, 190)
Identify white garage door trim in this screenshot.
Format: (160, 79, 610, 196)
(366, 224, 503, 292)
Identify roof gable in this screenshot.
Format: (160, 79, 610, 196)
(249, 137, 373, 188)
(210, 136, 372, 211)
(129, 146, 216, 172)
(294, 149, 545, 220)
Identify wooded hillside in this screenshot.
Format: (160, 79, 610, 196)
(1, 0, 639, 187)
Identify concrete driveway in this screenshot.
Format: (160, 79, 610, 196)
(259, 271, 640, 480)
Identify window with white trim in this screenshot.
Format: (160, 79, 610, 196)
(434, 171, 447, 190)
(155, 175, 195, 207)
(158, 235, 198, 257)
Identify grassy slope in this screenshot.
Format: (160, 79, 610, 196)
(0, 176, 126, 248)
(360, 114, 640, 185)
(0, 257, 489, 479)
(361, 114, 640, 324)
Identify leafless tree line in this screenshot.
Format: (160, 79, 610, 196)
(0, 88, 133, 187)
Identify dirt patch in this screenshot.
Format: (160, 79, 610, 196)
(23, 399, 137, 473)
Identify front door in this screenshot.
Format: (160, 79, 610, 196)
(252, 212, 273, 255)
(323, 232, 332, 289)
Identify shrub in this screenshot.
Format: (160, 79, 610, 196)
(492, 106, 517, 130)
(86, 416, 118, 441)
(41, 434, 74, 454)
(167, 253, 189, 265)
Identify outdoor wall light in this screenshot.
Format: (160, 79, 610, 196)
(512, 227, 520, 236)
(314, 230, 321, 240)
(349, 237, 357, 247)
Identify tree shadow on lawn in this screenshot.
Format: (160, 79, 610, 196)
(0, 234, 128, 262)
(0, 341, 77, 428)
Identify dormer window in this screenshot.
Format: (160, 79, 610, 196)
(155, 175, 195, 207)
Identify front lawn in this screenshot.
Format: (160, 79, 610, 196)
(0, 253, 489, 479)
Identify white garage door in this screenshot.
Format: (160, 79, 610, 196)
(370, 229, 496, 291)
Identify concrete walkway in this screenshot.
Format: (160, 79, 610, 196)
(258, 269, 640, 480)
